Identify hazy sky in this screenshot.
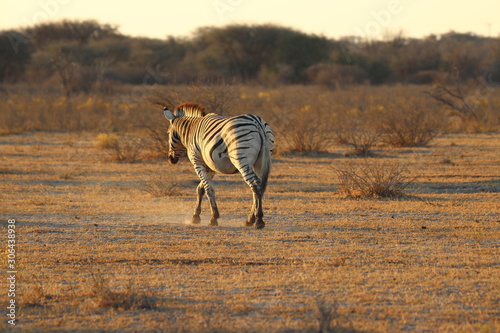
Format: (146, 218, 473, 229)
(3, 0, 499, 39)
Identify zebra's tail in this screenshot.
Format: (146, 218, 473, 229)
(259, 133, 272, 195)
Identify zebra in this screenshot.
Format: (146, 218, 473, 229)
(163, 103, 274, 229)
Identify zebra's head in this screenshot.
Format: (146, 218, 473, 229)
(163, 107, 183, 165)
(163, 103, 205, 164)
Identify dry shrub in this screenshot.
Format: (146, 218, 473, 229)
(315, 297, 338, 333)
(336, 129, 379, 156)
(146, 126, 170, 158)
(333, 108, 380, 156)
(144, 173, 180, 197)
(271, 91, 335, 154)
(333, 160, 412, 198)
(188, 79, 238, 115)
(148, 79, 238, 115)
(96, 133, 145, 162)
(89, 271, 156, 310)
(109, 137, 144, 162)
(378, 104, 442, 147)
(287, 118, 333, 153)
(95, 132, 119, 149)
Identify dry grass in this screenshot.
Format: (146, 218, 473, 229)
(1, 84, 498, 147)
(0, 130, 499, 331)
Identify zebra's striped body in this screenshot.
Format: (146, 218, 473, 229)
(163, 103, 274, 229)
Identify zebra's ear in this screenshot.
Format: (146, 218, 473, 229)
(163, 108, 175, 120)
(175, 109, 185, 118)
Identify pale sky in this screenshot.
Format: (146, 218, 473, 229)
(2, 0, 499, 40)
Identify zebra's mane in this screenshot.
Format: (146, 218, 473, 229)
(175, 103, 206, 118)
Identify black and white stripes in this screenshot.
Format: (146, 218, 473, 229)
(163, 103, 274, 229)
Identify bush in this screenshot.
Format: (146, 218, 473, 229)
(144, 173, 180, 197)
(377, 103, 442, 147)
(333, 107, 380, 156)
(96, 133, 144, 162)
(287, 120, 333, 153)
(333, 160, 412, 198)
(146, 126, 170, 158)
(281, 107, 334, 153)
(335, 128, 379, 156)
(96, 133, 119, 149)
(187, 79, 238, 115)
(268, 88, 336, 154)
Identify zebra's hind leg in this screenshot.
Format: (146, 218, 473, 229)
(253, 189, 265, 229)
(245, 179, 265, 229)
(231, 156, 266, 229)
(192, 181, 204, 224)
(245, 204, 256, 227)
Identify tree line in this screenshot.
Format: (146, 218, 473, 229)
(1, 20, 499, 93)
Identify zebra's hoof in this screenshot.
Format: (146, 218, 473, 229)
(209, 219, 218, 226)
(192, 215, 201, 224)
(244, 221, 254, 227)
(255, 221, 265, 229)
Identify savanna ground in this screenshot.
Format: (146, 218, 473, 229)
(0, 84, 499, 332)
(1, 130, 499, 332)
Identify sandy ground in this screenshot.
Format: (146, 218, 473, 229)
(0, 132, 499, 332)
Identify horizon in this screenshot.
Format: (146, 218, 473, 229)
(4, 0, 499, 41)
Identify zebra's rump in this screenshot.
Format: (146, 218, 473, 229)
(196, 114, 273, 174)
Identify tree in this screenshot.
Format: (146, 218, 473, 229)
(439, 32, 484, 80)
(192, 24, 331, 83)
(25, 20, 118, 48)
(0, 30, 34, 83)
(367, 60, 392, 84)
(199, 24, 283, 81)
(274, 30, 331, 82)
(51, 40, 130, 95)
